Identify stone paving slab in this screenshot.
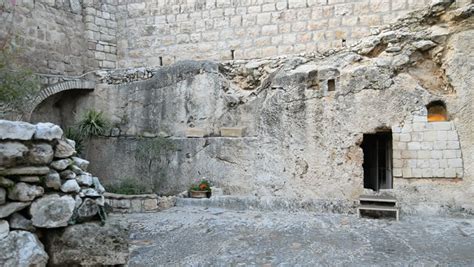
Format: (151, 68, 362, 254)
(117, 207, 474, 266)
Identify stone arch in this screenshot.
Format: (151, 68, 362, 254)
(25, 80, 95, 120)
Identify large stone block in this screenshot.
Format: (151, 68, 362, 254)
(0, 120, 36, 140)
(34, 123, 63, 141)
(30, 194, 75, 228)
(8, 182, 44, 202)
(45, 221, 129, 266)
(27, 143, 54, 165)
(220, 127, 246, 137)
(0, 166, 50, 176)
(0, 142, 28, 167)
(0, 230, 48, 267)
(54, 139, 76, 158)
(185, 128, 206, 138)
(0, 202, 31, 219)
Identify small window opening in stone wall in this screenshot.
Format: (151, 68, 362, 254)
(427, 100, 448, 122)
(231, 50, 235, 60)
(159, 56, 163, 66)
(327, 79, 336, 92)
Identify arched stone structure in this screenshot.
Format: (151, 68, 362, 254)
(24, 79, 95, 120)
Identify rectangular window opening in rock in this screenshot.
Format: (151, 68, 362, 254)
(362, 131, 393, 191)
(231, 50, 235, 60)
(328, 79, 336, 92)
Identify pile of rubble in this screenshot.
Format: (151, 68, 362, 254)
(0, 120, 127, 266)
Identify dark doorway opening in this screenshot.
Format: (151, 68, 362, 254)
(362, 131, 393, 191)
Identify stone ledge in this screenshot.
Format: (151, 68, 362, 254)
(104, 192, 158, 200)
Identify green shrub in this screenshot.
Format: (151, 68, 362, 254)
(105, 177, 151, 195)
(64, 126, 85, 155)
(77, 109, 110, 137)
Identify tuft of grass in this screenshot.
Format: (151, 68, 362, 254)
(105, 177, 152, 195)
(78, 110, 110, 137)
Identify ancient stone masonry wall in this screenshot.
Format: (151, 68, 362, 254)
(116, 0, 433, 67)
(392, 111, 463, 179)
(0, 0, 119, 81)
(0, 120, 128, 266)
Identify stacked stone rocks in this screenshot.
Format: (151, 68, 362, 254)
(0, 120, 107, 266)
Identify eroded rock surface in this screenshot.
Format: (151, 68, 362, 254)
(30, 194, 75, 228)
(0, 230, 48, 267)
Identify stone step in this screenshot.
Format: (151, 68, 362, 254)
(359, 195, 397, 203)
(357, 204, 400, 221)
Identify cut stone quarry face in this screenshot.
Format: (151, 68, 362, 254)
(30, 194, 75, 228)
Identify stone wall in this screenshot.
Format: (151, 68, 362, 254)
(104, 192, 176, 213)
(116, 0, 433, 67)
(0, 120, 128, 266)
(76, 3, 474, 215)
(392, 112, 463, 179)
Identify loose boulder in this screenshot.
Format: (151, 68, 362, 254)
(72, 157, 90, 171)
(0, 120, 36, 140)
(9, 213, 35, 232)
(0, 230, 48, 267)
(76, 198, 99, 222)
(0, 142, 28, 167)
(27, 143, 54, 165)
(54, 139, 76, 158)
(34, 122, 63, 141)
(50, 159, 71, 171)
(61, 179, 80, 193)
(8, 182, 44, 202)
(44, 171, 61, 190)
(30, 194, 75, 228)
(45, 221, 129, 266)
(0, 202, 31, 219)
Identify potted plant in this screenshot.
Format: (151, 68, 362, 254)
(189, 178, 212, 198)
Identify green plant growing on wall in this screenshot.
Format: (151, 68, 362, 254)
(0, 48, 40, 113)
(135, 136, 176, 193)
(105, 177, 150, 195)
(77, 109, 111, 137)
(64, 126, 85, 155)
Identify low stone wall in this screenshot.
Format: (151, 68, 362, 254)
(0, 120, 128, 266)
(105, 192, 176, 213)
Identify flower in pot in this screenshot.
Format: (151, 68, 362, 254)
(189, 178, 212, 198)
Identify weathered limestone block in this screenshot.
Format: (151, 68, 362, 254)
(0, 219, 8, 239)
(44, 171, 61, 190)
(0, 142, 28, 167)
(60, 179, 80, 193)
(28, 143, 54, 165)
(9, 213, 35, 232)
(92, 177, 105, 194)
(143, 198, 158, 211)
(34, 122, 63, 141)
(76, 173, 93, 186)
(220, 127, 246, 137)
(50, 159, 72, 171)
(0, 166, 50, 176)
(0, 202, 31, 219)
(0, 230, 48, 267)
(0, 120, 36, 140)
(8, 182, 44, 202)
(30, 194, 75, 228)
(0, 187, 5, 205)
(186, 128, 206, 138)
(45, 221, 129, 266)
(54, 139, 76, 158)
(72, 156, 90, 171)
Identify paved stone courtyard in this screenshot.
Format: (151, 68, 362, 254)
(118, 207, 474, 266)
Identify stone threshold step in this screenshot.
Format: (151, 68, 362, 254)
(358, 204, 400, 221)
(359, 195, 397, 203)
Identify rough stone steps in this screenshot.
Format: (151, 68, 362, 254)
(358, 195, 400, 221)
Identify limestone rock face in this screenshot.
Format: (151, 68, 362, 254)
(0, 202, 31, 219)
(54, 139, 76, 158)
(0, 230, 48, 267)
(30, 194, 75, 228)
(34, 122, 63, 141)
(45, 221, 129, 266)
(9, 213, 35, 232)
(0, 120, 36, 140)
(0, 142, 28, 167)
(8, 182, 44, 202)
(27, 143, 54, 165)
